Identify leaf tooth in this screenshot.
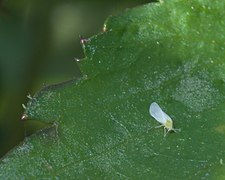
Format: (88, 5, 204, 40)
(27, 94, 33, 100)
(79, 35, 89, 45)
(102, 24, 107, 32)
(22, 104, 26, 110)
(74, 57, 81, 62)
(21, 113, 28, 121)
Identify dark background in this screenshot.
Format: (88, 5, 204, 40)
(0, 0, 153, 157)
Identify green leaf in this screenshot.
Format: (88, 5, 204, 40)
(1, 0, 225, 178)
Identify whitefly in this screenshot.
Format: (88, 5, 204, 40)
(149, 102, 180, 137)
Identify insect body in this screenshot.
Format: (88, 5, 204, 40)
(149, 102, 180, 137)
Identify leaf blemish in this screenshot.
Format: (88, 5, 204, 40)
(214, 125, 225, 134)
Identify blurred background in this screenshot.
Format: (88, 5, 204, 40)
(0, 0, 153, 157)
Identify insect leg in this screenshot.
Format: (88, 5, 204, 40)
(164, 128, 171, 137)
(164, 127, 167, 137)
(173, 128, 181, 133)
(155, 124, 164, 129)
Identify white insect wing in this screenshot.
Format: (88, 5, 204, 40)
(161, 111, 172, 122)
(149, 102, 167, 124)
